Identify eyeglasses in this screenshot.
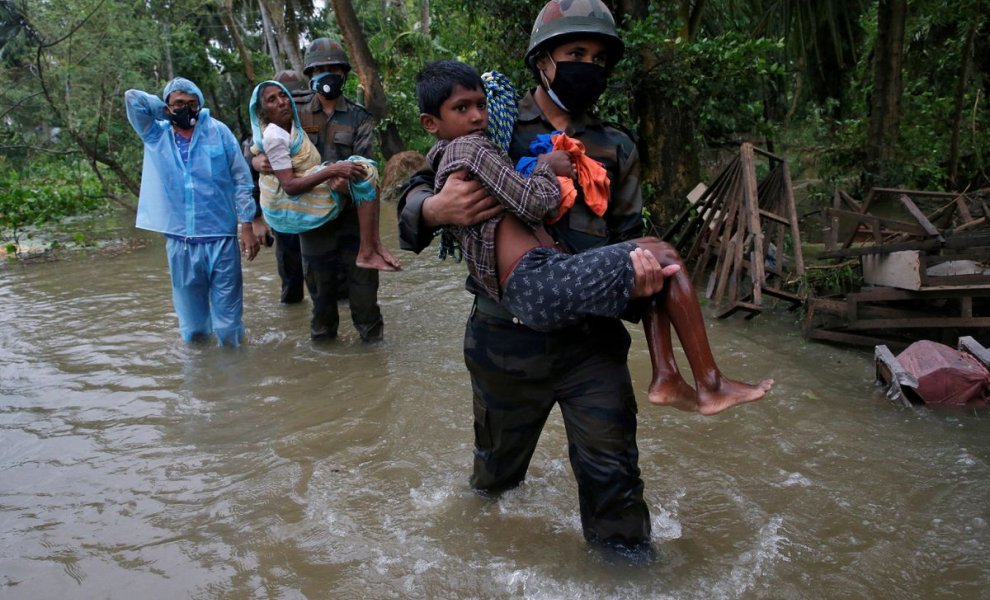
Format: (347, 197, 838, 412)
(168, 101, 199, 111)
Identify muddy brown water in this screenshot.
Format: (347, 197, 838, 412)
(1, 221, 988, 599)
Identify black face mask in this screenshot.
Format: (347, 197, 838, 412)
(311, 72, 344, 100)
(542, 60, 608, 115)
(167, 106, 199, 130)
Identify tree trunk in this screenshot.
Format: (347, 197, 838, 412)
(865, 0, 907, 184)
(163, 19, 174, 80)
(282, 0, 305, 74)
(221, 0, 256, 84)
(420, 0, 430, 35)
(258, 0, 283, 73)
(329, 0, 406, 158)
(948, 23, 976, 187)
(387, 0, 407, 25)
(617, 0, 702, 227)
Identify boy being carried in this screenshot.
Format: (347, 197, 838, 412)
(416, 60, 772, 415)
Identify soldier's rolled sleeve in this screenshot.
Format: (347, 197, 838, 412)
(352, 114, 375, 159)
(397, 177, 439, 253)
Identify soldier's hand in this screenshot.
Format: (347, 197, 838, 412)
(324, 161, 368, 181)
(630, 247, 680, 298)
(423, 169, 502, 228)
(251, 153, 273, 175)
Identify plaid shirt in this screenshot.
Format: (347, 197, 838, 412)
(427, 134, 560, 301)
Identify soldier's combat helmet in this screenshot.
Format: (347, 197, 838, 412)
(274, 69, 309, 96)
(525, 0, 625, 71)
(303, 38, 351, 76)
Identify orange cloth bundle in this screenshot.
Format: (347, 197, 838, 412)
(546, 133, 610, 224)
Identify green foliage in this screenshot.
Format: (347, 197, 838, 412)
(0, 157, 110, 253)
(799, 261, 863, 298)
(790, 0, 990, 191)
(609, 7, 787, 145)
(2, 0, 989, 247)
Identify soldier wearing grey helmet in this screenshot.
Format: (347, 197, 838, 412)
(398, 0, 680, 552)
(253, 38, 394, 342)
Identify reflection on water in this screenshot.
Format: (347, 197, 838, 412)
(1, 222, 988, 599)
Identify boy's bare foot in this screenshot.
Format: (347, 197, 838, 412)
(357, 246, 402, 272)
(696, 377, 773, 416)
(648, 376, 699, 412)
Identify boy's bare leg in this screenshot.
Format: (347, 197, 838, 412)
(355, 199, 401, 272)
(643, 300, 698, 411)
(637, 237, 773, 415)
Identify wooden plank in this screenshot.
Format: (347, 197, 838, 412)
(898, 194, 945, 241)
(699, 165, 743, 293)
(716, 301, 762, 320)
(807, 297, 849, 317)
(780, 161, 805, 275)
(806, 297, 931, 320)
(926, 275, 990, 287)
(953, 217, 986, 233)
(762, 286, 803, 307)
(691, 160, 741, 264)
(954, 195, 973, 222)
(839, 190, 862, 212)
(847, 317, 990, 330)
(806, 328, 905, 349)
(861, 250, 922, 290)
(872, 187, 961, 198)
(958, 336, 990, 367)
(715, 176, 747, 305)
(874, 344, 918, 407)
(758, 208, 790, 225)
(825, 190, 841, 251)
(825, 207, 928, 236)
(816, 238, 941, 259)
(741, 143, 765, 306)
(942, 233, 990, 249)
(751, 146, 784, 162)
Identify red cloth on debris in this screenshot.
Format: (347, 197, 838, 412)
(896, 340, 990, 406)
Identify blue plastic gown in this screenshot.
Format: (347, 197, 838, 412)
(125, 77, 254, 347)
(125, 78, 255, 236)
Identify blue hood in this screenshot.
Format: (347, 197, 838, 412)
(163, 77, 205, 107)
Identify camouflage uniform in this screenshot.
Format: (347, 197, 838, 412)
(398, 0, 649, 548)
(297, 39, 384, 341)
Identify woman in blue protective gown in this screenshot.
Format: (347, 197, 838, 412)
(125, 77, 261, 346)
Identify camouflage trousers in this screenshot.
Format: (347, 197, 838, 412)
(464, 301, 651, 548)
(299, 206, 383, 342)
(273, 230, 304, 304)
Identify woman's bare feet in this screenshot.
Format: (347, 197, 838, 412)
(696, 377, 773, 416)
(357, 244, 402, 272)
(648, 375, 699, 412)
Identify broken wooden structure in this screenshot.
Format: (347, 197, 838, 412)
(663, 143, 805, 319)
(805, 187, 990, 350)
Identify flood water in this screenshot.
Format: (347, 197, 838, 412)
(1, 219, 988, 599)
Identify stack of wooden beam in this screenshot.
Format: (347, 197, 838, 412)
(805, 187, 990, 349)
(663, 143, 805, 319)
